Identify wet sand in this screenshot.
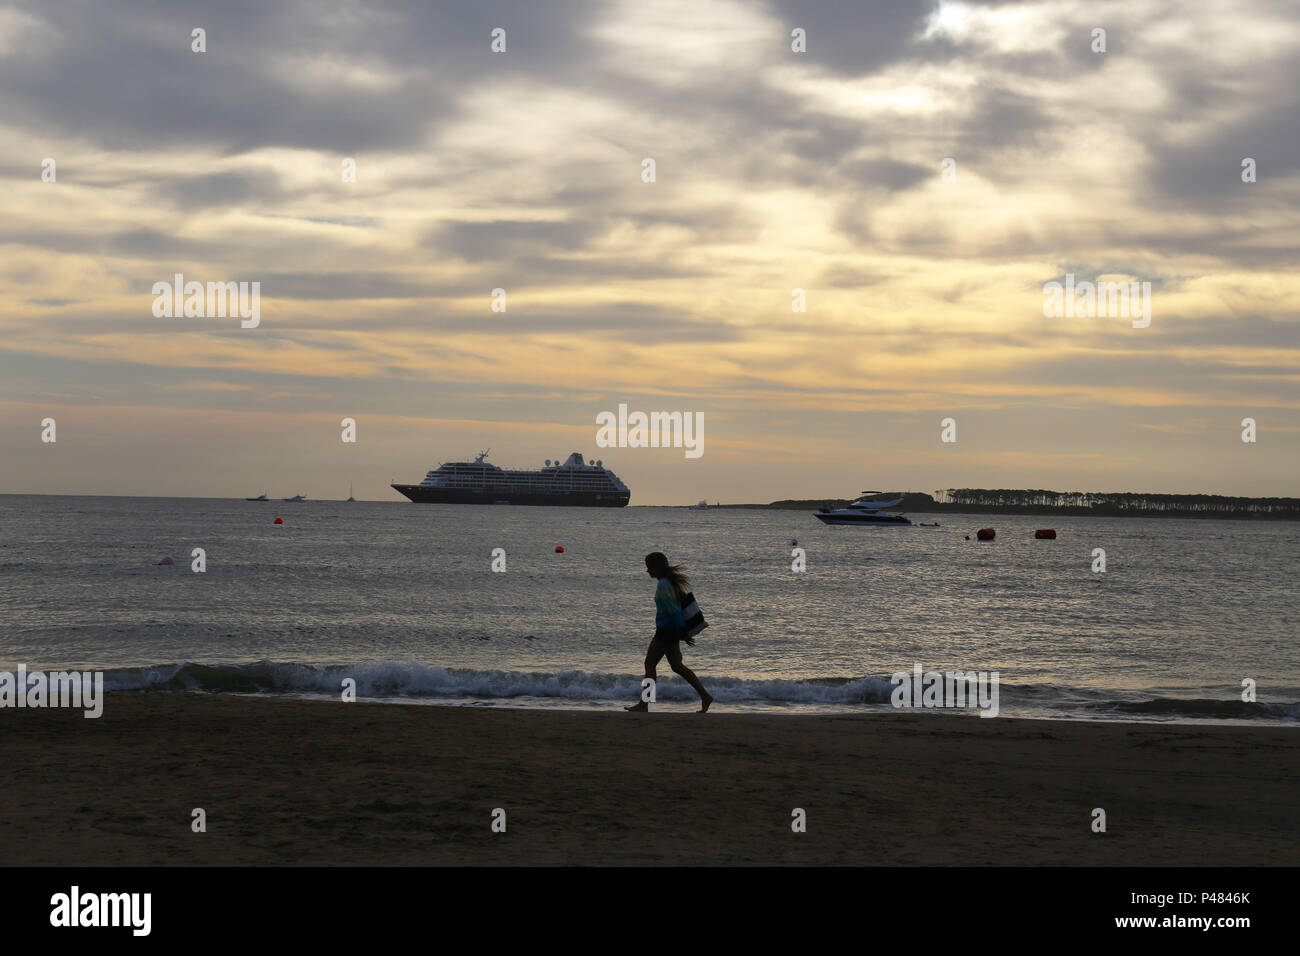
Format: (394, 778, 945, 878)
(3, 693, 1296, 865)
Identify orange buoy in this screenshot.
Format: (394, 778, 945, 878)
(554, 545, 564, 553)
(976, 528, 995, 541)
(274, 517, 283, 524)
(1034, 529, 1056, 539)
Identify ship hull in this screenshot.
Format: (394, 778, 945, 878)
(392, 485, 630, 507)
(814, 513, 911, 525)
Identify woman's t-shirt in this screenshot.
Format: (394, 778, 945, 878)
(654, 577, 686, 630)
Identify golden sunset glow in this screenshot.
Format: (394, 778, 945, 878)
(2, 0, 1297, 502)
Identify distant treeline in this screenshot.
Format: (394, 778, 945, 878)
(758, 490, 1300, 519)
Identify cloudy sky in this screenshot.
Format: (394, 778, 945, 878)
(1, 0, 1296, 504)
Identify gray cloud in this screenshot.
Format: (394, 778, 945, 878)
(0, 0, 605, 152)
(768, 0, 945, 75)
(157, 168, 286, 210)
(427, 219, 602, 261)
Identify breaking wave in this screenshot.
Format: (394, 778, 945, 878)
(94, 660, 1300, 721)
(101, 659, 898, 705)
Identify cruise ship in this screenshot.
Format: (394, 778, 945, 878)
(392, 450, 631, 507)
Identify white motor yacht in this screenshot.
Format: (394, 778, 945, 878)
(814, 492, 911, 526)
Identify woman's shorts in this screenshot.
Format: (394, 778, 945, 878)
(653, 626, 685, 647)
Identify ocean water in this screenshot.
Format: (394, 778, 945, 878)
(1, 494, 1297, 724)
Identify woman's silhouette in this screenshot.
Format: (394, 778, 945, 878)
(625, 552, 713, 713)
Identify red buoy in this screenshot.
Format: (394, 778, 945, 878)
(554, 545, 564, 553)
(274, 517, 283, 524)
(1034, 529, 1056, 539)
(976, 528, 995, 541)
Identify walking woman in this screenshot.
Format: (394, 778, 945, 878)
(625, 551, 713, 713)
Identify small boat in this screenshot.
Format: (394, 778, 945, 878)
(283, 494, 307, 502)
(245, 493, 269, 501)
(346, 483, 356, 502)
(688, 500, 709, 510)
(814, 492, 911, 526)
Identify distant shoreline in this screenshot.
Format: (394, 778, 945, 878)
(699, 489, 1300, 520)
(3, 492, 1297, 519)
(703, 500, 1300, 520)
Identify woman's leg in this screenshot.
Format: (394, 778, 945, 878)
(624, 636, 667, 711)
(665, 641, 713, 712)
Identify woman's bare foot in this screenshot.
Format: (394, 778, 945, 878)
(698, 693, 713, 713)
(624, 701, 648, 712)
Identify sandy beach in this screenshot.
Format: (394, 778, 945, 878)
(3, 693, 1296, 866)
